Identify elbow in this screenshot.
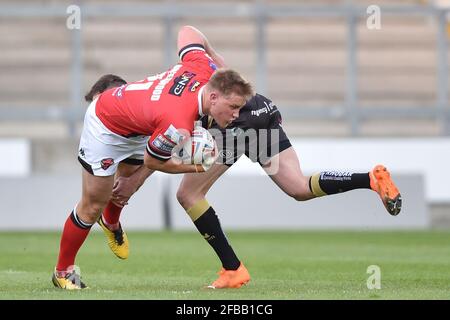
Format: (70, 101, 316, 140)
(177, 25, 205, 49)
(180, 25, 194, 33)
(180, 25, 198, 36)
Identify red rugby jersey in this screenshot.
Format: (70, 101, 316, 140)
(95, 44, 217, 160)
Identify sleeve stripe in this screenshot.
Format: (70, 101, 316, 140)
(178, 43, 205, 61)
(146, 145, 171, 161)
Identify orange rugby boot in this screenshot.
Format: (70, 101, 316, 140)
(369, 165, 402, 216)
(207, 262, 250, 289)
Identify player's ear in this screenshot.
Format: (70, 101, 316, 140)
(209, 91, 219, 104)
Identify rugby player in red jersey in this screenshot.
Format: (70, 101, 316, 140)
(51, 26, 253, 290)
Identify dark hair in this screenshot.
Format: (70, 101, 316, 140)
(85, 74, 127, 102)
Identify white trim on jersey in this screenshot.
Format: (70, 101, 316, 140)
(179, 45, 206, 61)
(197, 85, 205, 117)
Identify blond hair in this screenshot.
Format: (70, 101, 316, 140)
(207, 68, 253, 100)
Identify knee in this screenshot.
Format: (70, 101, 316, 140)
(287, 180, 314, 202)
(176, 187, 206, 211)
(291, 191, 313, 202)
(176, 187, 191, 210)
(77, 200, 108, 223)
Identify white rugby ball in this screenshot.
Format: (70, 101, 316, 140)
(190, 127, 215, 164)
(173, 127, 215, 165)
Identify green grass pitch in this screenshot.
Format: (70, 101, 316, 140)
(0, 230, 449, 299)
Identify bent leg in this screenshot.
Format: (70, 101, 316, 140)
(56, 169, 114, 274)
(77, 169, 115, 223)
(176, 164, 244, 273)
(263, 147, 315, 201)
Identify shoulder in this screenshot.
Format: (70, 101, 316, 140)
(253, 93, 274, 108)
(239, 94, 274, 113)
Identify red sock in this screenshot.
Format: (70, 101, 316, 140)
(56, 211, 92, 272)
(102, 201, 123, 226)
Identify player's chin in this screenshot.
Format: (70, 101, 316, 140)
(217, 120, 231, 128)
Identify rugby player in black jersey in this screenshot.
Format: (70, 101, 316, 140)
(88, 75, 402, 289)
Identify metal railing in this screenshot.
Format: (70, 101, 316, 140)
(0, 2, 449, 135)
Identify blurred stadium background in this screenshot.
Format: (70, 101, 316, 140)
(1, 0, 450, 299)
(1, 0, 449, 230)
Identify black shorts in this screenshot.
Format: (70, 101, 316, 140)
(211, 111, 292, 167)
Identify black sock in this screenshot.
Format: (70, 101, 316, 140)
(193, 207, 240, 270)
(309, 171, 371, 196)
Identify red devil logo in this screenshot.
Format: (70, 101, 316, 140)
(101, 158, 114, 170)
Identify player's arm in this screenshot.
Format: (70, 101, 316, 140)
(177, 25, 226, 68)
(144, 152, 203, 173)
(145, 129, 206, 174)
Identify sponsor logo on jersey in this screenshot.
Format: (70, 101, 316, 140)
(169, 71, 196, 97)
(152, 134, 177, 154)
(250, 100, 277, 117)
(100, 158, 114, 170)
(189, 81, 201, 92)
(79, 148, 85, 158)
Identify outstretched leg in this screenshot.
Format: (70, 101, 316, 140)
(263, 147, 401, 215)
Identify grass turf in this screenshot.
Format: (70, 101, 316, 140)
(0, 230, 449, 299)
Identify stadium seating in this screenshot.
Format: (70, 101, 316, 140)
(0, 0, 447, 138)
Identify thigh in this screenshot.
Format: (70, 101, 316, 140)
(81, 168, 115, 204)
(77, 168, 115, 222)
(178, 163, 230, 206)
(263, 147, 311, 198)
